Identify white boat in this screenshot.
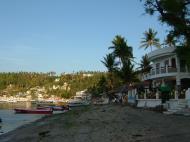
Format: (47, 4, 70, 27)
(68, 101, 90, 107)
(67, 97, 90, 107)
(67, 91, 91, 107)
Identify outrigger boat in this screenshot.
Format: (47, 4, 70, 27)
(14, 108, 53, 114)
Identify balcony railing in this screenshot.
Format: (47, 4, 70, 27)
(143, 66, 177, 80)
(161, 67, 166, 74)
(169, 67, 177, 73)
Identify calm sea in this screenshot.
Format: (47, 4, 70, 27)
(0, 102, 44, 135)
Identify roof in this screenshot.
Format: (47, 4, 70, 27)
(147, 47, 176, 61)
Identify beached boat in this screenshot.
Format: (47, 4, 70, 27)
(67, 97, 90, 107)
(14, 108, 53, 114)
(68, 101, 90, 107)
(67, 93, 91, 107)
(37, 105, 69, 111)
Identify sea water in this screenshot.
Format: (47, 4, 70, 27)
(0, 102, 44, 135)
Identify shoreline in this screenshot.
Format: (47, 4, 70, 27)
(0, 113, 52, 136)
(0, 109, 45, 135)
(0, 100, 66, 103)
(1, 104, 190, 142)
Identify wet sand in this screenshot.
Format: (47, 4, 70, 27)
(1, 104, 190, 142)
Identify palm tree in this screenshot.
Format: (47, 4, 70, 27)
(109, 35, 133, 66)
(101, 54, 118, 90)
(117, 62, 139, 85)
(140, 28, 161, 51)
(164, 34, 176, 47)
(101, 53, 118, 73)
(139, 54, 151, 73)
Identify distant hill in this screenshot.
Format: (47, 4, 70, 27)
(0, 72, 105, 98)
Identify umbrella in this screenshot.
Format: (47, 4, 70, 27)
(159, 84, 171, 93)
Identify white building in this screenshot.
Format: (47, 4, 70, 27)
(135, 46, 190, 108)
(142, 46, 190, 97)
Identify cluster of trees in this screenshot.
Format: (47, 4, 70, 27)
(0, 72, 104, 98)
(90, 29, 161, 97)
(0, 72, 54, 91)
(90, 35, 140, 97)
(95, 29, 164, 96)
(58, 72, 105, 98)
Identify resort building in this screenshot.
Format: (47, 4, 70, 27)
(128, 46, 190, 109)
(142, 46, 190, 99)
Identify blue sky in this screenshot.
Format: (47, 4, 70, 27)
(0, 0, 168, 74)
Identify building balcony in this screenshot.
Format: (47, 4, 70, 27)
(142, 66, 178, 80)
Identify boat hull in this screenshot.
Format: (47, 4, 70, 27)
(68, 102, 89, 107)
(14, 108, 53, 114)
(37, 105, 69, 111)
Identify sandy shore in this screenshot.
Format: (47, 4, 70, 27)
(1, 104, 190, 142)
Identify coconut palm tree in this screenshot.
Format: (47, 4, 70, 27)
(140, 28, 161, 51)
(109, 35, 133, 66)
(101, 53, 118, 73)
(164, 34, 176, 47)
(117, 62, 139, 85)
(139, 54, 151, 73)
(101, 54, 119, 90)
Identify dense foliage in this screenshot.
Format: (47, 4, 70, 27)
(0, 72, 105, 98)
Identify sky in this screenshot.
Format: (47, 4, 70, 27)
(0, 0, 169, 74)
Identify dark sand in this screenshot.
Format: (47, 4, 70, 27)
(1, 104, 190, 142)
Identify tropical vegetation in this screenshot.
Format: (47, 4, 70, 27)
(139, 54, 151, 73)
(0, 72, 105, 98)
(91, 35, 139, 97)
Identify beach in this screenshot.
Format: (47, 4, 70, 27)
(1, 104, 190, 142)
